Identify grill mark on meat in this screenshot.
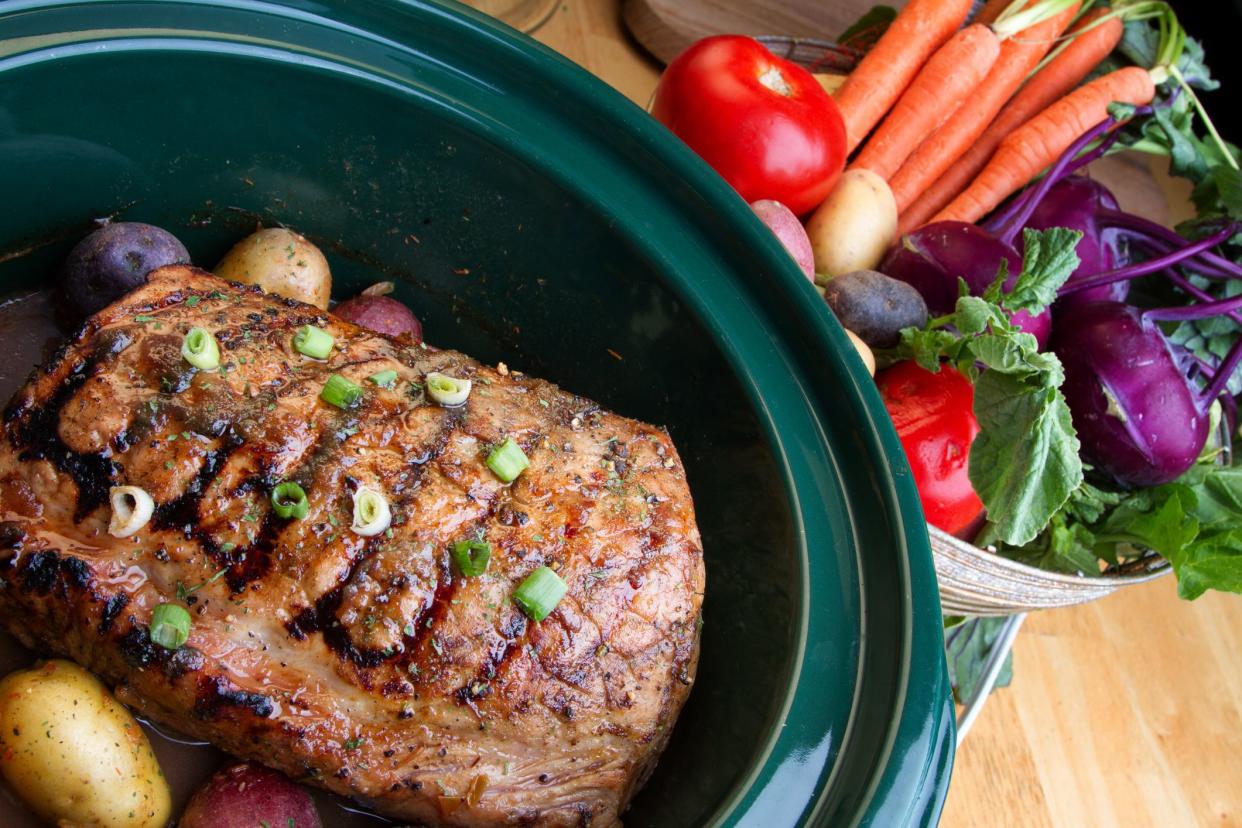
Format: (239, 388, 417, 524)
(19, 549, 64, 593)
(286, 534, 394, 672)
(98, 592, 130, 633)
(154, 443, 274, 591)
(224, 510, 279, 593)
(405, 554, 458, 671)
(454, 610, 529, 717)
(286, 599, 324, 642)
(118, 619, 168, 669)
(287, 405, 469, 672)
(165, 645, 206, 681)
(8, 356, 119, 521)
(154, 444, 237, 535)
(0, 520, 26, 551)
(194, 673, 275, 720)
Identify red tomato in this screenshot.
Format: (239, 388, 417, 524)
(651, 35, 847, 216)
(877, 361, 985, 536)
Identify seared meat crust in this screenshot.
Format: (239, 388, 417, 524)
(0, 266, 704, 827)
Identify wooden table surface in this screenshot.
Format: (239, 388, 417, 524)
(520, 3, 1242, 826)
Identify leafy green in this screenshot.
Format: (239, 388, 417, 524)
(1114, 18, 1216, 92)
(838, 6, 897, 52)
(970, 367, 1082, 547)
(1006, 228, 1085, 313)
(994, 461, 1242, 600)
(885, 227, 1084, 546)
(1063, 478, 1124, 524)
(1110, 23, 1239, 224)
(1168, 279, 1242, 390)
(995, 514, 1101, 575)
(944, 616, 1015, 704)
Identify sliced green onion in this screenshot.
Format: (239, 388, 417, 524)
(271, 481, 308, 519)
(451, 539, 492, 577)
(181, 327, 220, 370)
(367, 369, 399, 389)
(351, 487, 391, 536)
(320, 374, 363, 409)
(150, 603, 191, 650)
(108, 486, 154, 538)
(487, 437, 529, 483)
(293, 325, 334, 359)
(513, 566, 567, 622)
(425, 372, 472, 406)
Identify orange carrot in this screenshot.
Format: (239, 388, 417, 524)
(888, 2, 1080, 216)
(933, 66, 1156, 225)
(850, 23, 1002, 180)
(900, 9, 1122, 233)
(974, 0, 1016, 25)
(834, 0, 975, 154)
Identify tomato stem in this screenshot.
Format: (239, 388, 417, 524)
(756, 65, 793, 97)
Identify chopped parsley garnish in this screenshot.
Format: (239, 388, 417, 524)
(175, 567, 228, 600)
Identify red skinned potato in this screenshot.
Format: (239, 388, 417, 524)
(749, 200, 815, 282)
(333, 282, 423, 341)
(179, 762, 321, 828)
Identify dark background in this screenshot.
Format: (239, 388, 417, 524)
(1172, 1, 1240, 143)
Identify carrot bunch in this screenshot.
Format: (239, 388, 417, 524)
(833, 0, 1161, 235)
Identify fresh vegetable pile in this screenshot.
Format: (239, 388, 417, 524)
(651, 0, 1242, 602)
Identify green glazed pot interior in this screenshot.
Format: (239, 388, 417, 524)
(0, 1, 953, 825)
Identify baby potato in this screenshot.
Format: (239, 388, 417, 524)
(214, 227, 331, 309)
(844, 329, 876, 376)
(805, 169, 898, 278)
(0, 660, 171, 828)
(813, 72, 848, 96)
(180, 761, 321, 828)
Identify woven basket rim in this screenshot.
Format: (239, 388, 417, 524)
(928, 525, 1171, 585)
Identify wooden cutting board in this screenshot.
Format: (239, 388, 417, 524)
(623, 0, 911, 64)
(459, 0, 560, 32)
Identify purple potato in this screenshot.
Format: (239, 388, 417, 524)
(823, 269, 928, 348)
(333, 293, 423, 341)
(60, 222, 190, 318)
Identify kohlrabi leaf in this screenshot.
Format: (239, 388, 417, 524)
(1004, 228, 1083, 313)
(969, 370, 1082, 547)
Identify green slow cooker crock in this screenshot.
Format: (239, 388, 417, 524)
(0, 1, 954, 825)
